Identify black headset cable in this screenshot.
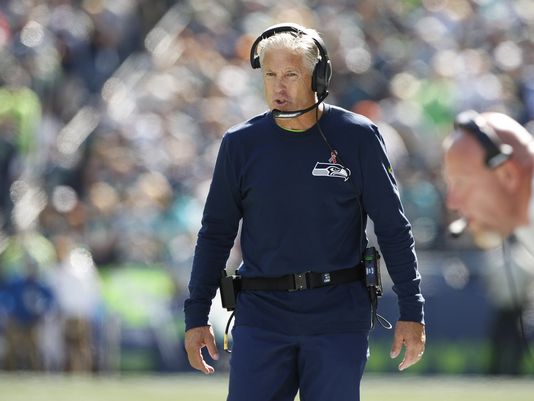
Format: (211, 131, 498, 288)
(315, 106, 391, 330)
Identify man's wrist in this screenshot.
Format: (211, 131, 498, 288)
(185, 316, 210, 332)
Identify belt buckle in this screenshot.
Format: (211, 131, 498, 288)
(290, 272, 310, 291)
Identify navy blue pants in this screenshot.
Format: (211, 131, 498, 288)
(227, 326, 369, 401)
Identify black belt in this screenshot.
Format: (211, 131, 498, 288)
(239, 264, 364, 292)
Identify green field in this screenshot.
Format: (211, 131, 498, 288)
(0, 373, 533, 401)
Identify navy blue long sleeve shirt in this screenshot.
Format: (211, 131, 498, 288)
(184, 104, 424, 335)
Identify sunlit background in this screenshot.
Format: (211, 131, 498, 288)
(0, 0, 533, 387)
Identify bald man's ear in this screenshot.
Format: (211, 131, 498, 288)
(495, 160, 521, 192)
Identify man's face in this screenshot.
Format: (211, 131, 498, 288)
(261, 48, 316, 114)
(443, 135, 513, 236)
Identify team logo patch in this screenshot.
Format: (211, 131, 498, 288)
(312, 162, 351, 181)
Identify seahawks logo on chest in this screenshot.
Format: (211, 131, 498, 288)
(311, 162, 351, 181)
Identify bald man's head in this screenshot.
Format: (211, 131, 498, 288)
(443, 111, 534, 237)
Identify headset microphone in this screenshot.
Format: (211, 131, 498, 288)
(272, 92, 329, 119)
(448, 217, 467, 238)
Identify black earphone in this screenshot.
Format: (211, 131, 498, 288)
(249, 22, 332, 99)
(454, 110, 513, 169)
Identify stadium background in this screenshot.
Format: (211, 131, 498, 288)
(0, 0, 533, 395)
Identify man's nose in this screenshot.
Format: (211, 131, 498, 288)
(274, 77, 286, 91)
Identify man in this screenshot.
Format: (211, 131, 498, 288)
(443, 110, 534, 252)
(184, 23, 425, 401)
(443, 110, 534, 374)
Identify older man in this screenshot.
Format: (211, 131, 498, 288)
(184, 23, 425, 401)
(443, 110, 534, 374)
(443, 110, 534, 250)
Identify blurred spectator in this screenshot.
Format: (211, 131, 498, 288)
(46, 235, 102, 372)
(2, 256, 54, 370)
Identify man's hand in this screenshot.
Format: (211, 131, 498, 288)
(184, 326, 219, 374)
(390, 321, 426, 371)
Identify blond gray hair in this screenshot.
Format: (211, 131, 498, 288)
(257, 29, 320, 74)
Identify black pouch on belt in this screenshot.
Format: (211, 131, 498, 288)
(220, 270, 241, 311)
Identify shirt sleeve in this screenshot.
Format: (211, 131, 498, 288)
(183, 135, 243, 331)
(360, 125, 425, 324)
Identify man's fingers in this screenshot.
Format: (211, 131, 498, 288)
(199, 353, 215, 375)
(398, 345, 424, 371)
(206, 333, 219, 361)
(390, 336, 403, 359)
(184, 326, 218, 375)
(390, 321, 426, 371)
(188, 348, 214, 374)
(185, 341, 209, 374)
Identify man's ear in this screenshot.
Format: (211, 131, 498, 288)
(495, 160, 521, 192)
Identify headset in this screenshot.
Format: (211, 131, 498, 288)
(453, 109, 513, 169)
(249, 22, 332, 118)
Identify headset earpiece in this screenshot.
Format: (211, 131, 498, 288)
(454, 110, 513, 169)
(311, 56, 332, 97)
(249, 22, 332, 97)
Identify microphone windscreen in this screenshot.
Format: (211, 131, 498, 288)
(449, 217, 467, 238)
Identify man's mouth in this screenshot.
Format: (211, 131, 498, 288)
(274, 99, 288, 107)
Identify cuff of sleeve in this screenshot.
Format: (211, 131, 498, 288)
(184, 298, 211, 332)
(398, 295, 425, 325)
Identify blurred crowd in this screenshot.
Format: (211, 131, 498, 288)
(0, 0, 533, 373)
